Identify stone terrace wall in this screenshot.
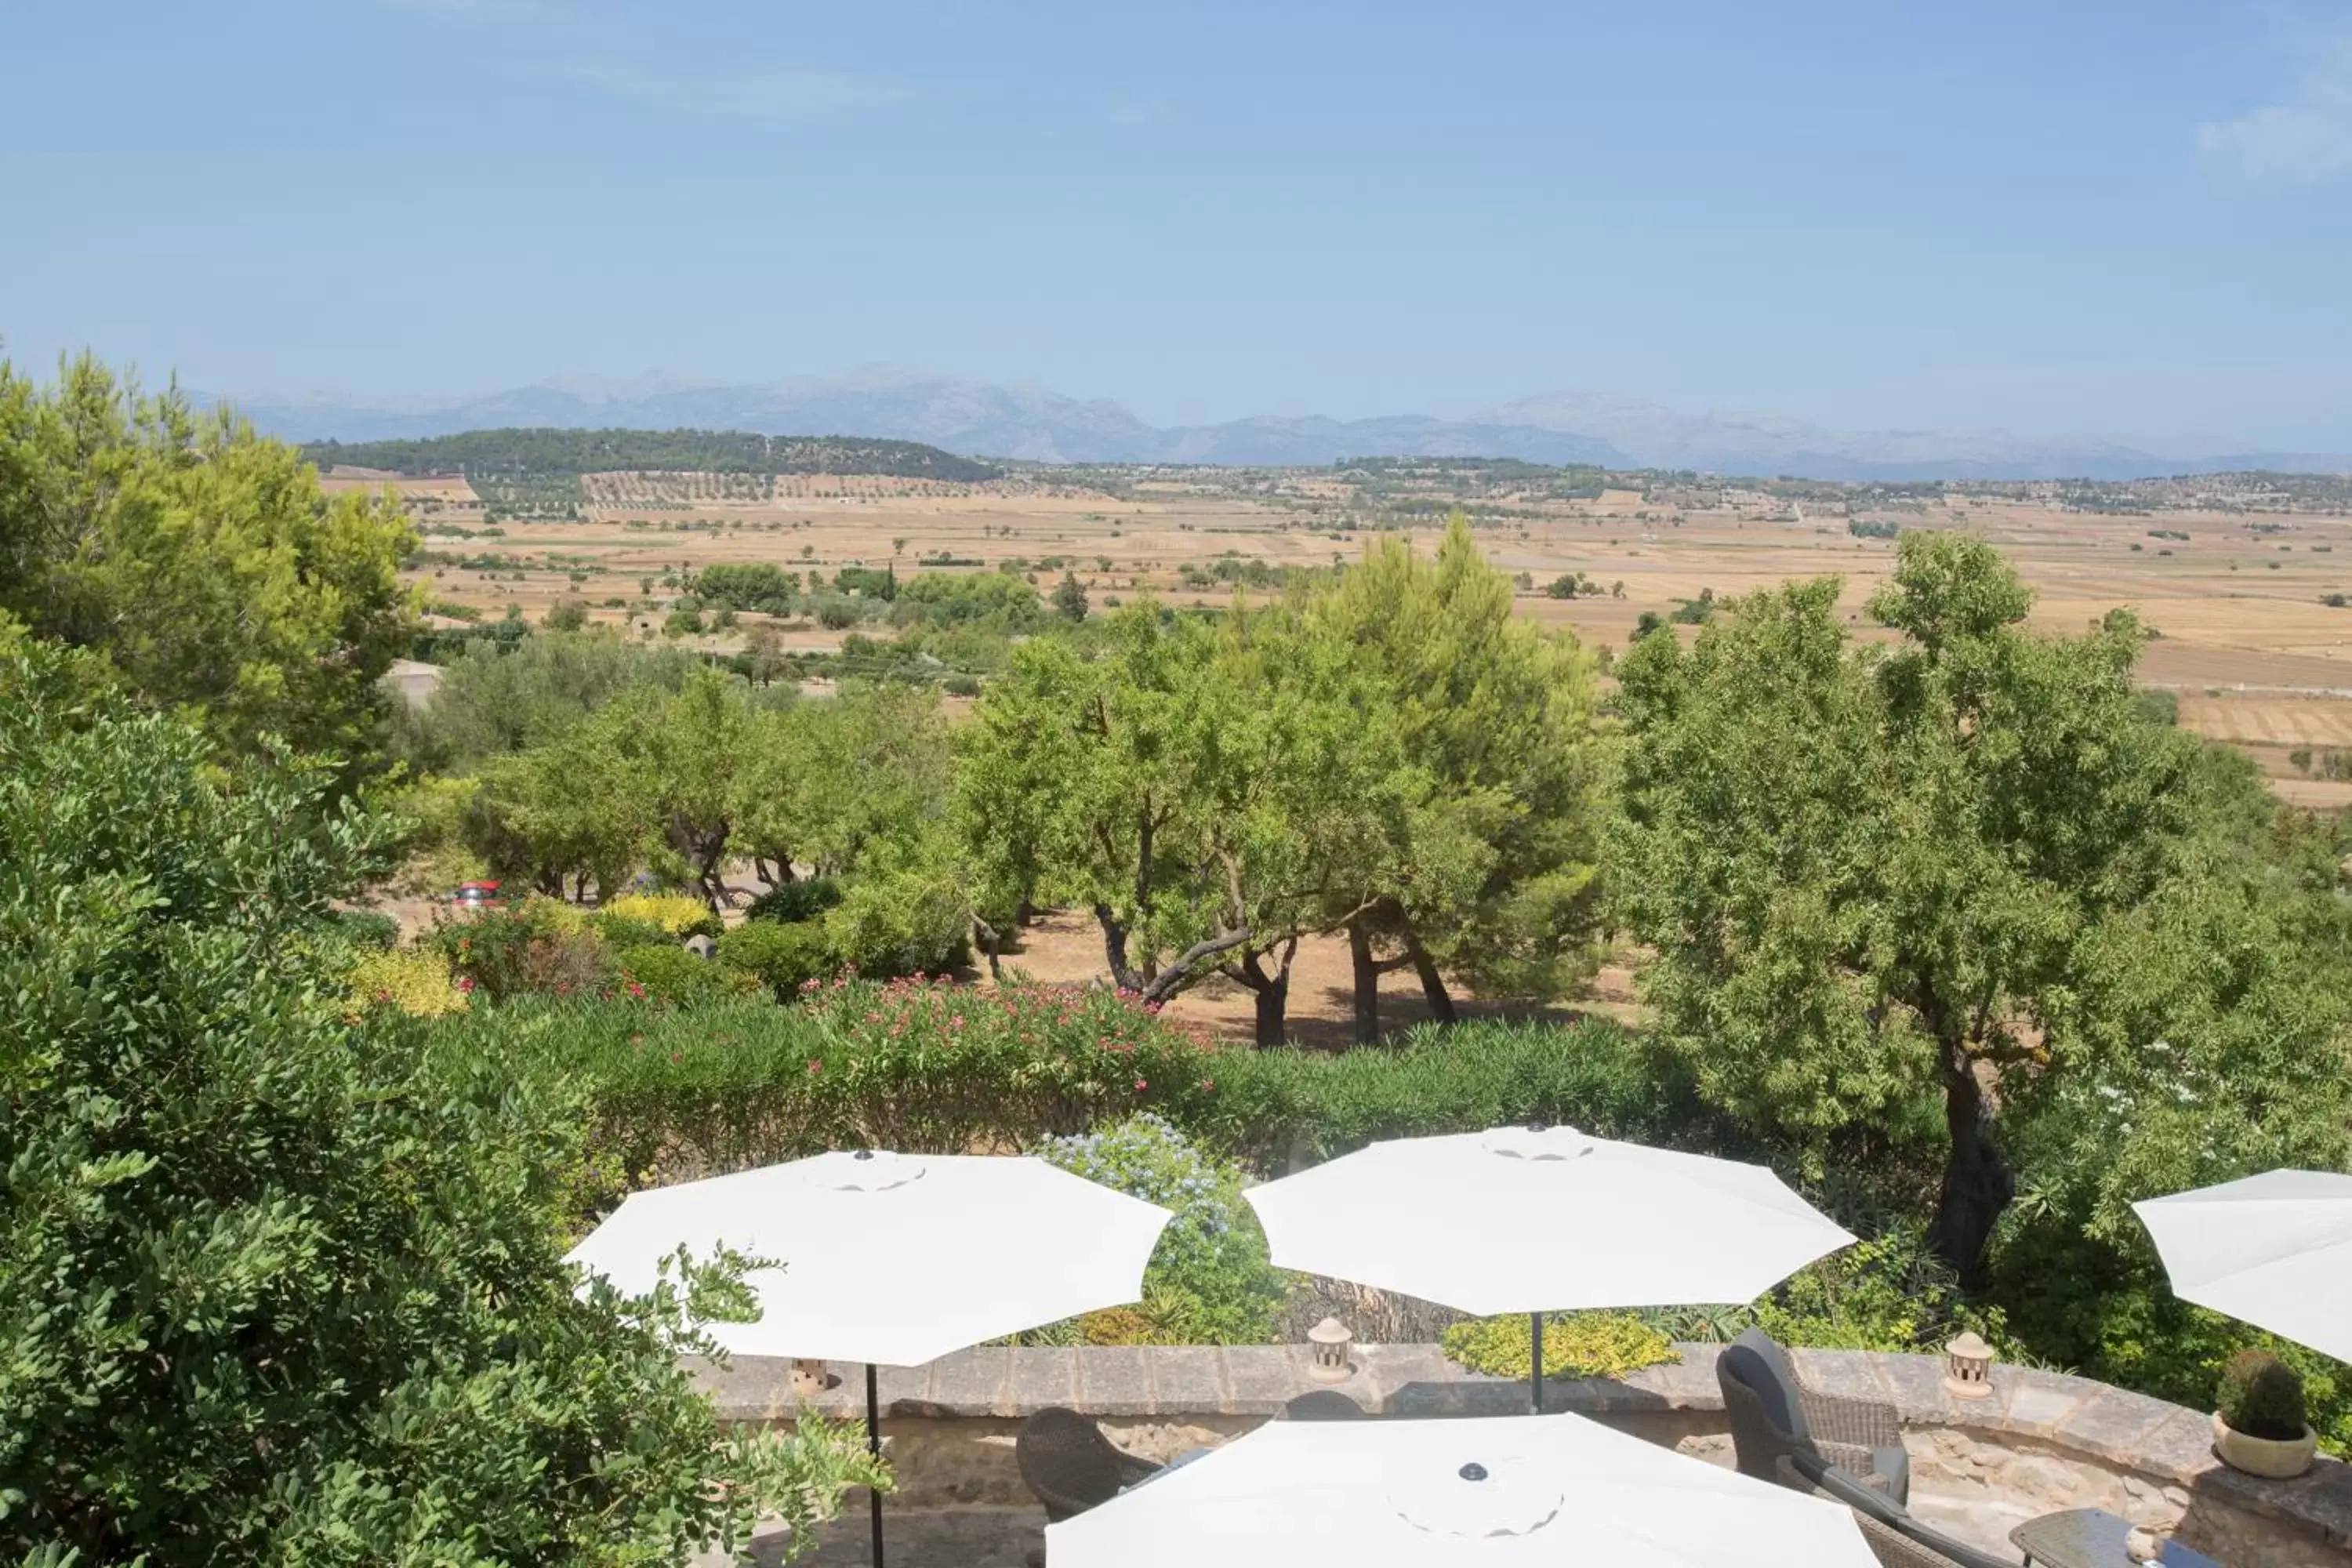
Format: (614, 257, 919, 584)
(695, 1344, 2352, 1566)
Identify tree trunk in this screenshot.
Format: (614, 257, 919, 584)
(1406, 931, 1457, 1025)
(1232, 937, 1298, 1047)
(1349, 920, 1380, 1045)
(1926, 1052, 2013, 1287)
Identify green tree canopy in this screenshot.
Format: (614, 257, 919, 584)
(1612, 532, 2350, 1279)
(0, 628, 875, 1563)
(1305, 515, 1605, 1039)
(0, 354, 417, 769)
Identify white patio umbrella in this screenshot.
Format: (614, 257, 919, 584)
(1045, 1411, 1879, 1568)
(1246, 1126, 1855, 1409)
(2134, 1168, 2352, 1363)
(568, 1149, 1174, 1567)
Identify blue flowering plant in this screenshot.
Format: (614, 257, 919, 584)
(1036, 1114, 1284, 1344)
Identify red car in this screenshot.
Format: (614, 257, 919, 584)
(450, 880, 502, 909)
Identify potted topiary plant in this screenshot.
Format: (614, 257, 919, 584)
(2212, 1350, 2317, 1479)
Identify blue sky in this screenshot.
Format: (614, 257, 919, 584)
(5, 1, 2351, 446)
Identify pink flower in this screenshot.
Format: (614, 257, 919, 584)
(456, 976, 476, 993)
(808, 1058, 823, 1075)
(1143, 1001, 1162, 1016)
(626, 982, 646, 999)
(1200, 1078, 1215, 1092)
(1134, 1077, 1149, 1092)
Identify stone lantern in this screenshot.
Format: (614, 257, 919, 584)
(1308, 1316, 1355, 1381)
(1942, 1331, 1994, 1400)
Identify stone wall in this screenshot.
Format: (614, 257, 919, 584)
(695, 1344, 2352, 1566)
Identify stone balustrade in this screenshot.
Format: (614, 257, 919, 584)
(694, 1343, 2352, 1566)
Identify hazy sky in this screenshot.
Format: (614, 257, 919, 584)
(6, 1, 2352, 447)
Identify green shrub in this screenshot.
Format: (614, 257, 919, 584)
(326, 908, 401, 951)
(715, 920, 834, 996)
(588, 912, 672, 949)
(1441, 1313, 1679, 1381)
(1036, 1115, 1283, 1345)
(2219, 1350, 2307, 1439)
(445, 980, 1214, 1192)
(746, 878, 844, 926)
(820, 868, 968, 978)
(1754, 1229, 1993, 1353)
(612, 944, 760, 1005)
(0, 631, 877, 1563)
(428, 898, 613, 1002)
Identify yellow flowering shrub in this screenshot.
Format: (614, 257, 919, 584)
(347, 948, 470, 1018)
(601, 892, 721, 938)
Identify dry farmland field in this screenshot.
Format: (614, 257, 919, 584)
(343, 458, 2352, 798)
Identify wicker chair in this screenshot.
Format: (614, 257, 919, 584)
(1774, 1454, 2016, 1568)
(1719, 1327, 1911, 1504)
(1014, 1407, 1163, 1522)
(1281, 1389, 1369, 1421)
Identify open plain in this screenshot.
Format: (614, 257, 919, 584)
(363, 463, 2352, 793)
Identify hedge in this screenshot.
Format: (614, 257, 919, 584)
(436, 980, 1731, 1204)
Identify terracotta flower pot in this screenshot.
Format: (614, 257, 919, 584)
(2212, 1411, 2318, 1479)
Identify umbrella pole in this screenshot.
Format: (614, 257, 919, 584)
(866, 1363, 886, 1568)
(1530, 1311, 1544, 1414)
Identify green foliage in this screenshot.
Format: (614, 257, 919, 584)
(429, 898, 615, 1002)
(693, 563, 802, 614)
(891, 570, 1046, 632)
(0, 631, 876, 1565)
(2218, 1351, 2308, 1439)
(1754, 1230, 1995, 1353)
(833, 565, 898, 601)
(305, 426, 1002, 482)
(0, 354, 417, 769)
(1613, 532, 2351, 1281)
(1052, 571, 1090, 622)
(746, 877, 845, 924)
(543, 597, 590, 632)
(394, 629, 696, 771)
(615, 943, 761, 1004)
(1304, 515, 1606, 1007)
(820, 857, 971, 979)
(1036, 1115, 1283, 1345)
(713, 919, 834, 996)
(1441, 1313, 1679, 1381)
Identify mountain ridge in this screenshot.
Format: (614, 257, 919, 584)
(208, 368, 2352, 481)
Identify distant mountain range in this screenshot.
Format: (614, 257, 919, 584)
(209, 368, 2352, 482)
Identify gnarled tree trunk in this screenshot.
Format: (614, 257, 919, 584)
(1229, 936, 1299, 1047)
(1927, 1052, 2013, 1287)
(1405, 930, 1457, 1025)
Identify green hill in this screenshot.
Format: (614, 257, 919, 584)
(303, 427, 1001, 484)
